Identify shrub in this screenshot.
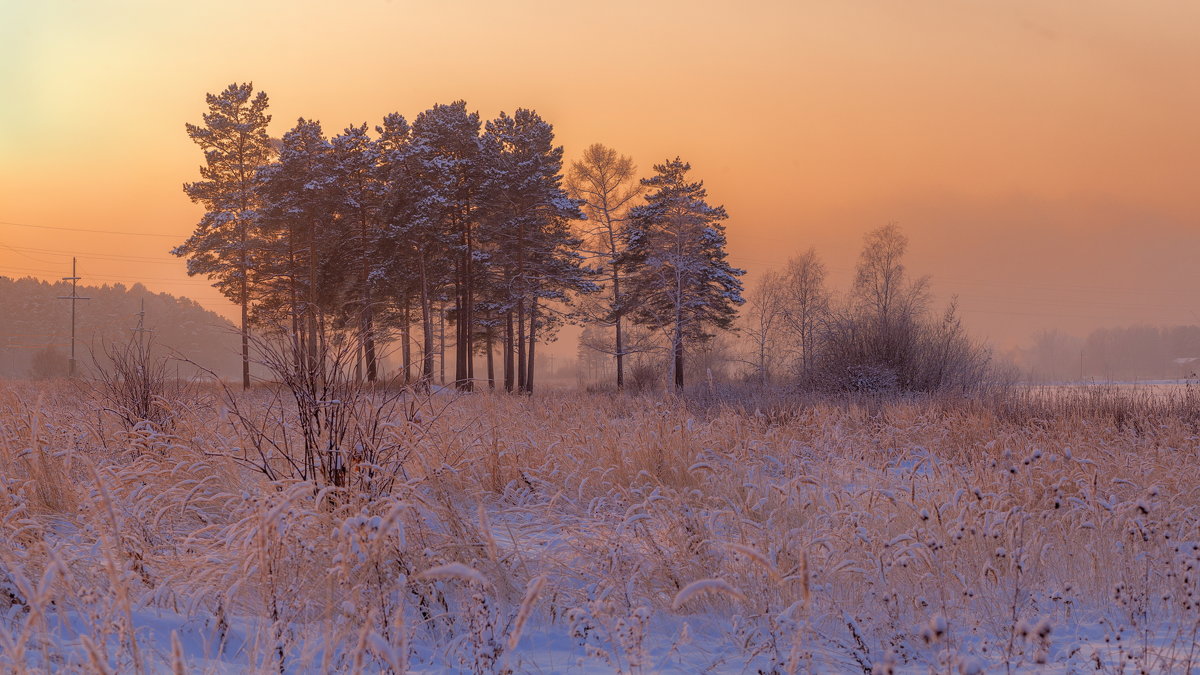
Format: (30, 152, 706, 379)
(90, 337, 191, 431)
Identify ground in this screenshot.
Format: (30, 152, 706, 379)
(1, 381, 1197, 673)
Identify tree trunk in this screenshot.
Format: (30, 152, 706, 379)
(516, 298, 526, 393)
(290, 275, 301, 374)
(674, 265, 684, 392)
(464, 223, 475, 391)
(504, 310, 514, 393)
(401, 293, 412, 384)
(525, 298, 538, 394)
(363, 292, 377, 382)
(486, 321, 495, 390)
(673, 327, 684, 391)
(240, 283, 250, 390)
(454, 274, 467, 390)
(240, 243, 251, 390)
(306, 219, 319, 380)
(613, 269, 624, 391)
(418, 257, 435, 391)
(438, 301, 446, 386)
(759, 332, 767, 387)
(288, 230, 303, 374)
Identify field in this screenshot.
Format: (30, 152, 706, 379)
(1, 381, 1199, 673)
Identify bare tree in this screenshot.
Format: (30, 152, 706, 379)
(742, 269, 787, 386)
(567, 143, 642, 389)
(780, 248, 831, 379)
(208, 325, 419, 496)
(852, 222, 928, 325)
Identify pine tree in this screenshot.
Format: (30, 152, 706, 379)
(482, 109, 590, 393)
(330, 123, 385, 380)
(622, 158, 744, 391)
(398, 102, 485, 391)
(380, 109, 460, 390)
(175, 83, 274, 389)
(372, 113, 418, 383)
(256, 118, 338, 370)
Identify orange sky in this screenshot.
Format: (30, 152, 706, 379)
(3, 0, 1199, 353)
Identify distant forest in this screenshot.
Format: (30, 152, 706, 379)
(0, 276, 240, 379)
(1013, 324, 1200, 383)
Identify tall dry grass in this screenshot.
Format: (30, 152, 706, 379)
(0, 380, 1197, 672)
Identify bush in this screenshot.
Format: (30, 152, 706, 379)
(90, 337, 189, 431)
(810, 301, 992, 394)
(212, 328, 423, 496)
(806, 225, 993, 394)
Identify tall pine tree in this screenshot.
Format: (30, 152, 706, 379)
(402, 102, 485, 391)
(380, 108, 460, 390)
(330, 123, 385, 380)
(622, 158, 744, 391)
(175, 83, 274, 389)
(482, 109, 591, 393)
(372, 113, 421, 383)
(256, 118, 338, 371)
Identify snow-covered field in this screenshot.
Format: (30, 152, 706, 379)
(1, 381, 1198, 673)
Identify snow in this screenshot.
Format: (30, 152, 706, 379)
(3, 388, 1198, 673)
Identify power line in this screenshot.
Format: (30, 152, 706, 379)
(731, 254, 1199, 299)
(2, 242, 182, 264)
(129, 298, 155, 347)
(0, 264, 217, 286)
(941, 291, 1184, 314)
(0, 219, 180, 238)
(0, 243, 62, 265)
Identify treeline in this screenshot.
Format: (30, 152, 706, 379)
(177, 83, 743, 392)
(0, 276, 239, 379)
(1018, 325, 1200, 382)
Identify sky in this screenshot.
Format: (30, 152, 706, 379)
(2, 0, 1199, 357)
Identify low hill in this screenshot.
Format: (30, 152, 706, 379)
(0, 276, 241, 379)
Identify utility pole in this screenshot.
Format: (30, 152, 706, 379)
(131, 298, 154, 346)
(57, 257, 90, 377)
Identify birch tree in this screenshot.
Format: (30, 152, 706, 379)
(743, 269, 787, 386)
(781, 248, 830, 378)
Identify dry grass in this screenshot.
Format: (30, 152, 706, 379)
(0, 379, 1197, 673)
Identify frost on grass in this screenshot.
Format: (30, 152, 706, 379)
(1, 380, 1199, 672)
(672, 578, 746, 611)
